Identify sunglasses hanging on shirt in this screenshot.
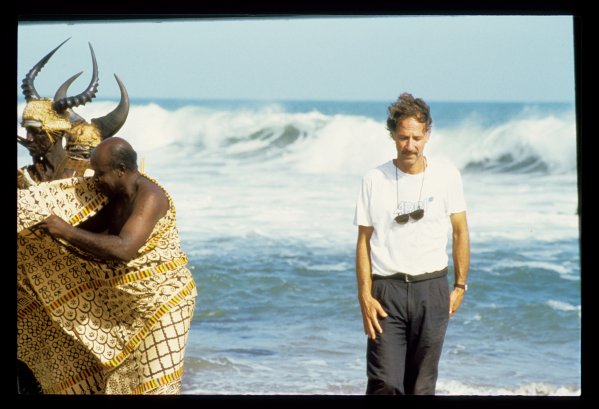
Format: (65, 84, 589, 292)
(394, 157, 426, 224)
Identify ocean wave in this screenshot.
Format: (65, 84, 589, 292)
(17, 101, 577, 176)
(432, 113, 577, 174)
(492, 259, 574, 276)
(546, 300, 581, 313)
(295, 261, 353, 272)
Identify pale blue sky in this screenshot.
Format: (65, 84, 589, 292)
(17, 16, 575, 103)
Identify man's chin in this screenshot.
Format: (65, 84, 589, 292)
(398, 155, 418, 164)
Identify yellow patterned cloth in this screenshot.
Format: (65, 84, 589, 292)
(17, 157, 94, 189)
(17, 176, 197, 394)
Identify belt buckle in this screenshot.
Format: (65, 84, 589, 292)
(404, 274, 411, 283)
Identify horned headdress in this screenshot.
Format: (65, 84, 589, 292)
(20, 38, 129, 154)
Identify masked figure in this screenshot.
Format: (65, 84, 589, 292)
(18, 40, 141, 395)
(18, 38, 129, 188)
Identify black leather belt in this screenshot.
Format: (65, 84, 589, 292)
(372, 267, 448, 283)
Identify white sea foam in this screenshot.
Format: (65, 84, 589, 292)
(436, 380, 580, 396)
(546, 300, 581, 313)
(491, 259, 574, 276)
(301, 262, 353, 272)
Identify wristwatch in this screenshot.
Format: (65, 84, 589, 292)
(454, 283, 468, 291)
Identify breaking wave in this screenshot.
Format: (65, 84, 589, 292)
(17, 100, 577, 176)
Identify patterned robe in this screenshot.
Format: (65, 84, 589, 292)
(17, 175, 197, 394)
(17, 156, 93, 189)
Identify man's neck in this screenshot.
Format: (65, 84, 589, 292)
(117, 171, 142, 201)
(394, 156, 426, 174)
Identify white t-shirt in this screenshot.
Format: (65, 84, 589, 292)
(354, 158, 466, 276)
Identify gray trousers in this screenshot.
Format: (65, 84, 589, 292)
(366, 272, 450, 395)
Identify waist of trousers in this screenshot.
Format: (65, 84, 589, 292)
(372, 266, 448, 283)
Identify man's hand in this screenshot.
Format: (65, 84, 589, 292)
(38, 214, 71, 239)
(359, 295, 388, 340)
(449, 287, 465, 317)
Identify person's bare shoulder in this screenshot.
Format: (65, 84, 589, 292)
(138, 176, 170, 214)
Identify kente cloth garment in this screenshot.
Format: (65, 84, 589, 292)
(17, 175, 197, 394)
(17, 156, 93, 189)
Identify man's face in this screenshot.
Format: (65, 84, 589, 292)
(392, 117, 429, 168)
(90, 148, 119, 197)
(25, 127, 54, 158)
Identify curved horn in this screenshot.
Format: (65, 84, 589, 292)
(91, 74, 129, 139)
(21, 38, 71, 101)
(53, 72, 87, 123)
(52, 42, 99, 113)
(68, 109, 87, 125)
(53, 71, 83, 101)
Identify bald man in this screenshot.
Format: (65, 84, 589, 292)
(39, 137, 167, 260)
(20, 137, 197, 394)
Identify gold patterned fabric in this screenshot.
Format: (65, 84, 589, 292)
(17, 157, 94, 190)
(17, 176, 197, 394)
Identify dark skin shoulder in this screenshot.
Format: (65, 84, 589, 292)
(115, 175, 170, 236)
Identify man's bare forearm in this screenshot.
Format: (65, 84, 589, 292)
(356, 226, 374, 300)
(451, 213, 470, 285)
(67, 228, 135, 261)
(41, 216, 137, 262)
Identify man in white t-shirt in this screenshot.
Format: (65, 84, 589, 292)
(354, 93, 470, 395)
